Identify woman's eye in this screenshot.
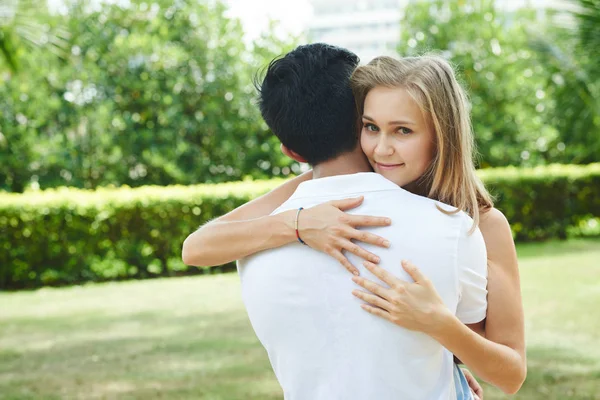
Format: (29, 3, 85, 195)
(363, 123, 378, 132)
(398, 127, 413, 135)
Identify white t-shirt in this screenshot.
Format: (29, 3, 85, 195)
(238, 172, 487, 400)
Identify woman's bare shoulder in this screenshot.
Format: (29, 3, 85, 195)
(478, 207, 516, 260)
(479, 207, 508, 227)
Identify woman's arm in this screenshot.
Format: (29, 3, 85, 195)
(466, 208, 526, 389)
(181, 171, 313, 267)
(182, 171, 391, 271)
(433, 208, 526, 394)
(352, 208, 526, 394)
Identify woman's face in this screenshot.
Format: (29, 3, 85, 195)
(360, 86, 436, 189)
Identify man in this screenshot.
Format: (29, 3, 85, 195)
(236, 43, 487, 399)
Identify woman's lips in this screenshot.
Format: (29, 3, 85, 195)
(376, 162, 404, 170)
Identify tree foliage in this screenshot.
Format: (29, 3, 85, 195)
(530, 0, 600, 164)
(1, 0, 598, 192)
(396, 0, 599, 167)
(0, 0, 297, 192)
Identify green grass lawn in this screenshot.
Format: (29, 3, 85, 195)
(1, 240, 599, 400)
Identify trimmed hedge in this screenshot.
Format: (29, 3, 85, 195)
(1, 164, 599, 290)
(479, 163, 600, 241)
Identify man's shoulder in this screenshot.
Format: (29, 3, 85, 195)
(286, 172, 401, 200)
(370, 189, 453, 212)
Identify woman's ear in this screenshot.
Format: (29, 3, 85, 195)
(280, 144, 307, 163)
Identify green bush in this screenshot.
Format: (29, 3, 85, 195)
(1, 164, 598, 290)
(480, 163, 600, 241)
(0, 179, 285, 289)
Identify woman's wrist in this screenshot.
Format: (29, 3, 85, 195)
(274, 209, 299, 244)
(425, 306, 458, 339)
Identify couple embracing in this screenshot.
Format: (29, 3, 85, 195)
(183, 43, 526, 400)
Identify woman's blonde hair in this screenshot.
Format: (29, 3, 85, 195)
(351, 55, 493, 229)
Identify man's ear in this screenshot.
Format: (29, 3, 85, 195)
(280, 144, 307, 163)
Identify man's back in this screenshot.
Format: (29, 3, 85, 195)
(238, 173, 487, 400)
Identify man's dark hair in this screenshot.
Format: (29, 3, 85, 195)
(257, 43, 360, 165)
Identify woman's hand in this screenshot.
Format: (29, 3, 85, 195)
(298, 196, 391, 275)
(350, 260, 452, 335)
(463, 368, 484, 400)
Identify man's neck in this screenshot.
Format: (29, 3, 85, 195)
(312, 149, 372, 179)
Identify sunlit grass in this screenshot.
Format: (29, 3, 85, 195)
(1, 239, 599, 399)
(483, 239, 600, 400)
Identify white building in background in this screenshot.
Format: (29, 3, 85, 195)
(308, 0, 408, 64)
(307, 0, 568, 64)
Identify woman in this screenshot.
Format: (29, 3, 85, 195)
(183, 55, 526, 397)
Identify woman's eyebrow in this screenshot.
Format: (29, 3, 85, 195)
(388, 120, 416, 126)
(362, 115, 416, 126)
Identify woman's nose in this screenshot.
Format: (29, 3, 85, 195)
(374, 135, 394, 157)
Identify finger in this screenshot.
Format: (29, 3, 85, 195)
(473, 394, 481, 400)
(360, 303, 393, 321)
(329, 196, 364, 211)
(329, 249, 360, 276)
(401, 260, 428, 284)
(475, 387, 483, 399)
(474, 384, 483, 398)
(348, 214, 392, 228)
(363, 260, 404, 288)
(346, 227, 391, 248)
(463, 369, 483, 399)
(352, 289, 392, 311)
(337, 238, 381, 264)
(352, 276, 393, 300)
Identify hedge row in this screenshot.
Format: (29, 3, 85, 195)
(1, 164, 599, 290)
(478, 163, 600, 240)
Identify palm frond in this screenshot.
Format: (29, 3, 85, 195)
(0, 0, 70, 72)
(528, 0, 600, 163)
(0, 28, 19, 71)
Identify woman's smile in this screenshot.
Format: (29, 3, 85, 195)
(375, 162, 405, 171)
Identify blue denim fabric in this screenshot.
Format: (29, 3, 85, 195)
(454, 364, 474, 400)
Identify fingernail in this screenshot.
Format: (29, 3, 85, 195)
(383, 240, 390, 248)
(353, 270, 360, 276)
(372, 256, 380, 263)
(386, 218, 391, 224)
(352, 277, 359, 283)
(352, 290, 358, 296)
